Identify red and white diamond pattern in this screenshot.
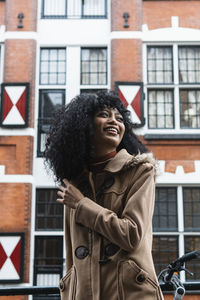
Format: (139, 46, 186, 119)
(0, 236, 21, 280)
(2, 86, 27, 126)
(118, 85, 142, 125)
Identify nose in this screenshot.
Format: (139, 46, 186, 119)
(108, 113, 117, 124)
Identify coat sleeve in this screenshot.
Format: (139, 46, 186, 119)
(65, 206, 73, 271)
(74, 163, 156, 252)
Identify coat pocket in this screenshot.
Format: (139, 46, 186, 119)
(117, 260, 163, 300)
(59, 265, 77, 300)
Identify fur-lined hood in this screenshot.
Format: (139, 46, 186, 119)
(104, 149, 158, 173)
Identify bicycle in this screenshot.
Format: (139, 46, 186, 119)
(158, 250, 200, 300)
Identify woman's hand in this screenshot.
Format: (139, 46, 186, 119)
(57, 178, 84, 209)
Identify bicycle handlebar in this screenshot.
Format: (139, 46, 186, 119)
(171, 250, 200, 267)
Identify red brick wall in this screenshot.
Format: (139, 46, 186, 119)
(3, 39, 36, 127)
(141, 138, 200, 173)
(164, 295, 200, 300)
(0, 297, 28, 300)
(0, 136, 33, 174)
(5, 0, 37, 31)
(0, 183, 32, 283)
(111, 0, 142, 31)
(0, 1, 5, 26)
(111, 39, 142, 89)
(143, 1, 200, 30)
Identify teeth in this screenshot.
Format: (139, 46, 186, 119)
(105, 127, 118, 134)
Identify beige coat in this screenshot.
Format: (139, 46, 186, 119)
(59, 149, 164, 300)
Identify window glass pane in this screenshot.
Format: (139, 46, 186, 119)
(34, 236, 63, 287)
(179, 47, 200, 83)
(185, 236, 200, 281)
(81, 48, 107, 85)
(40, 48, 66, 85)
(152, 236, 178, 276)
(153, 187, 178, 231)
(147, 47, 173, 84)
(148, 90, 174, 129)
(183, 188, 200, 231)
(180, 89, 200, 128)
(38, 90, 65, 155)
(35, 189, 64, 231)
(43, 0, 66, 16)
(83, 0, 106, 17)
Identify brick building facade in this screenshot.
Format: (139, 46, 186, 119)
(0, 0, 200, 299)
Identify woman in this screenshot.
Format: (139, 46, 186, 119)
(44, 91, 164, 300)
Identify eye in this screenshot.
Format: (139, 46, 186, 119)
(97, 111, 108, 118)
(116, 116, 124, 123)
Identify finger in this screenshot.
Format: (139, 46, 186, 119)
(58, 185, 65, 192)
(63, 178, 69, 186)
(56, 198, 64, 204)
(57, 191, 64, 197)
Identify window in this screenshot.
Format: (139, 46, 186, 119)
(148, 90, 174, 129)
(33, 189, 64, 298)
(42, 0, 67, 18)
(81, 48, 107, 85)
(37, 89, 65, 156)
(41, 0, 107, 19)
(146, 45, 200, 129)
(40, 48, 66, 85)
(147, 47, 173, 84)
(35, 189, 64, 231)
(33, 236, 63, 299)
(152, 187, 200, 283)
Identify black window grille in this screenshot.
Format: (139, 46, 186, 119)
(80, 88, 107, 94)
(180, 89, 200, 129)
(81, 48, 107, 85)
(41, 0, 107, 19)
(33, 236, 63, 295)
(40, 48, 66, 85)
(148, 89, 174, 129)
(152, 236, 178, 276)
(153, 187, 178, 232)
(185, 236, 200, 281)
(36, 189, 64, 231)
(37, 89, 65, 156)
(183, 187, 200, 231)
(179, 46, 200, 83)
(33, 295, 60, 300)
(147, 46, 173, 84)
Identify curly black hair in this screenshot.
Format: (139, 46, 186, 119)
(44, 91, 148, 182)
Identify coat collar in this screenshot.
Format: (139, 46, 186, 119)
(104, 149, 157, 174)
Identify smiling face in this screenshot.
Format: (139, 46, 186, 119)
(93, 107, 125, 157)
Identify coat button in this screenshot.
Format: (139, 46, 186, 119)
(59, 281, 64, 290)
(75, 246, 89, 259)
(137, 274, 146, 283)
(105, 243, 120, 256)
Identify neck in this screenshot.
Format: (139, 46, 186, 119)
(92, 150, 117, 164)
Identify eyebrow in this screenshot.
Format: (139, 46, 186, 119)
(100, 108, 122, 115)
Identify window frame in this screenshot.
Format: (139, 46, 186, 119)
(41, 0, 108, 19)
(147, 88, 175, 129)
(33, 235, 64, 287)
(39, 47, 66, 86)
(144, 43, 200, 132)
(37, 89, 65, 157)
(35, 188, 64, 231)
(153, 185, 200, 285)
(80, 47, 108, 86)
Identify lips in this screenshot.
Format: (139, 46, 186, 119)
(104, 127, 119, 135)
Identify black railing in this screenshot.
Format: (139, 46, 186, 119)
(41, 0, 107, 19)
(1, 283, 200, 296)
